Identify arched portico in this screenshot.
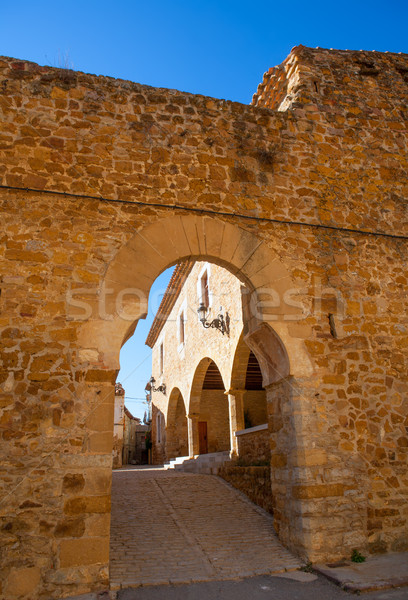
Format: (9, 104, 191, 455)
(229, 325, 296, 533)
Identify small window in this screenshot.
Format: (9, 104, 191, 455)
(200, 270, 209, 308)
(159, 342, 164, 375)
(179, 310, 185, 345)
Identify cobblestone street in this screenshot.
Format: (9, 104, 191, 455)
(109, 467, 302, 590)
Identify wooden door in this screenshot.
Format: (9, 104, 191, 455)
(198, 421, 208, 455)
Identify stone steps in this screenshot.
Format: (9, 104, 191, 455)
(164, 451, 231, 474)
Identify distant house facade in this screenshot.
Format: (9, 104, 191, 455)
(113, 383, 149, 467)
(145, 260, 271, 466)
(113, 383, 125, 468)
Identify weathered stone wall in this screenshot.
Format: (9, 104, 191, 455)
(236, 426, 270, 464)
(0, 46, 407, 598)
(217, 467, 273, 514)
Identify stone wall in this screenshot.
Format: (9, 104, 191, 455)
(0, 46, 407, 598)
(236, 425, 270, 464)
(218, 466, 273, 514)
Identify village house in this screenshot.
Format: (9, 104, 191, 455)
(112, 383, 125, 468)
(146, 260, 271, 468)
(113, 382, 149, 467)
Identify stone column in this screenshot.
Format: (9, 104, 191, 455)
(226, 389, 245, 454)
(187, 413, 200, 457)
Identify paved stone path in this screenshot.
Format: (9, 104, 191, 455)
(109, 467, 302, 590)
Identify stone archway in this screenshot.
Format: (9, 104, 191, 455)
(76, 214, 319, 563)
(76, 214, 298, 369)
(166, 387, 188, 459)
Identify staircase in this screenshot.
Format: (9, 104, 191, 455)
(164, 451, 231, 474)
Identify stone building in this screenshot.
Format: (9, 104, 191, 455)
(146, 260, 269, 467)
(112, 383, 149, 467)
(112, 383, 125, 468)
(0, 46, 407, 599)
(122, 407, 149, 465)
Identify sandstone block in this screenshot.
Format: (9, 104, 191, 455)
(293, 484, 344, 499)
(5, 566, 41, 597)
(64, 495, 111, 515)
(59, 537, 109, 567)
(54, 516, 85, 537)
(87, 432, 114, 453)
(62, 473, 85, 493)
(85, 402, 114, 432)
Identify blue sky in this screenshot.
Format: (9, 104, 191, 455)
(2, 1, 407, 417)
(1, 1, 407, 104)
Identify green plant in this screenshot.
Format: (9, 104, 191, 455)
(300, 561, 314, 573)
(351, 549, 366, 563)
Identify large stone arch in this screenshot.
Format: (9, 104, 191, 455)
(1, 47, 407, 600)
(76, 214, 318, 558)
(76, 214, 298, 370)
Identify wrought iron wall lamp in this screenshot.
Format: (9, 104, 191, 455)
(197, 303, 229, 335)
(146, 376, 166, 395)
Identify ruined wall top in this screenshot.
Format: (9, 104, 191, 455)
(252, 45, 408, 114)
(2, 46, 407, 117)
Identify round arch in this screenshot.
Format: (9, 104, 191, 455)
(189, 357, 230, 455)
(243, 322, 290, 388)
(229, 332, 269, 430)
(189, 356, 227, 416)
(77, 214, 298, 369)
(166, 387, 188, 459)
(75, 213, 315, 560)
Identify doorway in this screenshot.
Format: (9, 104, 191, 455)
(198, 421, 208, 454)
